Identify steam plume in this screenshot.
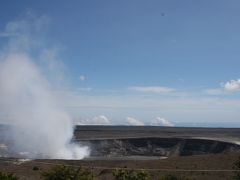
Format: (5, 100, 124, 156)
(0, 14, 89, 159)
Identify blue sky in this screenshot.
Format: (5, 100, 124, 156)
(0, 0, 240, 127)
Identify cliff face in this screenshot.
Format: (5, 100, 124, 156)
(80, 137, 240, 157)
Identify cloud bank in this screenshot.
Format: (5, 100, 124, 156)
(77, 115, 111, 125)
(126, 117, 145, 126)
(150, 117, 174, 127)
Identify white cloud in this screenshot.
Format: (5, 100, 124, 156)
(126, 117, 145, 126)
(150, 117, 174, 127)
(61, 88, 240, 126)
(224, 79, 240, 92)
(129, 86, 175, 94)
(77, 87, 92, 92)
(79, 75, 85, 81)
(92, 115, 110, 125)
(77, 115, 111, 125)
(204, 88, 224, 95)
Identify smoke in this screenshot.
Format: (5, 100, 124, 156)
(0, 14, 89, 159)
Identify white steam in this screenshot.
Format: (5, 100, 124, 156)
(0, 14, 89, 159)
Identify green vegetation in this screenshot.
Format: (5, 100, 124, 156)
(158, 174, 190, 180)
(41, 165, 93, 180)
(112, 168, 191, 180)
(0, 172, 19, 180)
(32, 166, 39, 171)
(113, 168, 149, 180)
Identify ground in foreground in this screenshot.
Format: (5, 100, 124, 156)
(0, 153, 239, 180)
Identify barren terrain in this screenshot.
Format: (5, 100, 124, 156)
(1, 126, 240, 179)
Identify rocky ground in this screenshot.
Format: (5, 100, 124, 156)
(1, 126, 240, 179)
(75, 126, 240, 158)
(0, 153, 240, 180)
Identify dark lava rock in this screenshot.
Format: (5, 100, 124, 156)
(79, 137, 240, 157)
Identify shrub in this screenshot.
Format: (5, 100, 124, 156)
(158, 174, 189, 180)
(41, 165, 92, 180)
(32, 166, 39, 171)
(113, 168, 149, 180)
(0, 172, 19, 180)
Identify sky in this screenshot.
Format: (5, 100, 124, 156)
(0, 0, 240, 127)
